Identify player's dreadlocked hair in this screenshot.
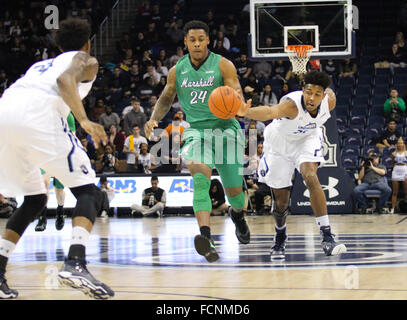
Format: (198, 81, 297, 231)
(183, 20, 210, 36)
(55, 18, 91, 52)
(303, 70, 331, 90)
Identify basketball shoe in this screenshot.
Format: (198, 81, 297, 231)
(229, 207, 250, 244)
(55, 206, 65, 230)
(320, 226, 347, 256)
(35, 215, 47, 232)
(271, 227, 287, 259)
(58, 258, 114, 299)
(194, 235, 219, 262)
(0, 274, 18, 299)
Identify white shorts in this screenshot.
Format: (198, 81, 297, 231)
(0, 91, 95, 197)
(392, 165, 407, 181)
(259, 129, 325, 189)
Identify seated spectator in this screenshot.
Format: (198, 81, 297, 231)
(99, 106, 121, 131)
(352, 151, 391, 214)
(213, 30, 231, 51)
(137, 142, 156, 174)
(175, 110, 190, 129)
(155, 59, 168, 78)
(133, 32, 149, 57)
(123, 97, 147, 136)
(209, 179, 228, 216)
(98, 175, 116, 219)
(131, 176, 166, 217)
(212, 39, 229, 57)
(123, 125, 148, 172)
(164, 113, 186, 137)
(80, 137, 97, 169)
(395, 32, 406, 56)
(384, 88, 406, 123)
(279, 83, 291, 99)
(220, 13, 239, 39)
(165, 20, 184, 50)
(0, 194, 17, 218)
(235, 53, 253, 87)
(389, 43, 407, 72)
(157, 49, 170, 69)
(376, 120, 402, 153)
(338, 58, 357, 78)
(322, 59, 338, 85)
(109, 66, 130, 90)
(253, 61, 272, 83)
(143, 64, 161, 86)
(154, 75, 167, 96)
(390, 138, 407, 214)
(122, 96, 145, 118)
(243, 86, 260, 107)
(259, 84, 278, 106)
(169, 46, 185, 67)
(98, 144, 119, 175)
(135, 76, 155, 104)
(272, 60, 289, 80)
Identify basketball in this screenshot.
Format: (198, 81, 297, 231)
(208, 86, 243, 119)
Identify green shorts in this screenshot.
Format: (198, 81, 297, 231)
(181, 120, 245, 188)
(40, 169, 64, 189)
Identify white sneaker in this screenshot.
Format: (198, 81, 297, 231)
(390, 208, 395, 214)
(100, 210, 108, 219)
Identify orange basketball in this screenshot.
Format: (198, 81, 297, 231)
(208, 86, 243, 119)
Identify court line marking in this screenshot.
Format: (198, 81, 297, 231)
(396, 217, 407, 224)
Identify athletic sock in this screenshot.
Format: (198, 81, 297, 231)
(0, 239, 16, 274)
(68, 226, 90, 260)
(316, 215, 330, 229)
(56, 205, 64, 216)
(200, 226, 211, 239)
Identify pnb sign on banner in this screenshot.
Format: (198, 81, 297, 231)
(17, 175, 226, 208)
(291, 111, 356, 214)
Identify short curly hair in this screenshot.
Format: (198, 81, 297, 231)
(303, 70, 331, 90)
(55, 18, 91, 52)
(183, 20, 209, 36)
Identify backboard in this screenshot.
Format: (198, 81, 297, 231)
(249, 0, 356, 61)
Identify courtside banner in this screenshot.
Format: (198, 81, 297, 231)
(17, 175, 225, 208)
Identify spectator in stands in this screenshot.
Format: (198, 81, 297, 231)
(98, 144, 119, 175)
(235, 53, 253, 87)
(155, 59, 168, 77)
(213, 30, 230, 51)
(243, 86, 260, 107)
(175, 110, 190, 129)
(212, 39, 229, 57)
(0, 194, 17, 218)
(123, 97, 147, 136)
(220, 13, 239, 39)
(165, 20, 184, 50)
(165, 113, 185, 137)
(338, 58, 357, 78)
(259, 84, 278, 106)
(144, 22, 159, 47)
(204, 10, 217, 36)
(322, 59, 338, 84)
(384, 88, 406, 123)
(169, 46, 184, 67)
(209, 179, 228, 216)
(116, 31, 132, 59)
(80, 137, 97, 169)
(150, 4, 163, 32)
(128, 62, 142, 86)
(353, 151, 391, 214)
(389, 43, 407, 71)
(154, 75, 167, 96)
(123, 125, 148, 172)
(99, 106, 121, 131)
(376, 119, 402, 153)
(279, 82, 291, 99)
(110, 66, 130, 90)
(390, 138, 407, 214)
(143, 63, 161, 85)
(131, 176, 166, 218)
(141, 49, 154, 69)
(136, 76, 155, 104)
(395, 32, 406, 55)
(272, 60, 289, 80)
(133, 32, 148, 57)
(137, 142, 156, 174)
(157, 48, 170, 69)
(0, 70, 8, 91)
(253, 60, 272, 85)
(108, 125, 126, 159)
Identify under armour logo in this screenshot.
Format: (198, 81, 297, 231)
(303, 177, 339, 199)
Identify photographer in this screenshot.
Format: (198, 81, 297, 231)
(131, 176, 166, 217)
(352, 152, 392, 214)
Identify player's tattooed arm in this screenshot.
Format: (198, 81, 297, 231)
(145, 66, 177, 139)
(57, 52, 107, 148)
(219, 57, 244, 100)
(325, 88, 336, 111)
(238, 98, 298, 121)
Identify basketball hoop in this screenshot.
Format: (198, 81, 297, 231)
(286, 45, 314, 75)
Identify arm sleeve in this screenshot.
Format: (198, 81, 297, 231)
(384, 99, 391, 113)
(398, 98, 406, 112)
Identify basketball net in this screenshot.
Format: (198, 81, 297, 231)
(286, 45, 313, 75)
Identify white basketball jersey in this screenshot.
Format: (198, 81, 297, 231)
(267, 90, 331, 140)
(3, 51, 94, 117)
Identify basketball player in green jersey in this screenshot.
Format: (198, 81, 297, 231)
(35, 112, 76, 232)
(145, 20, 250, 262)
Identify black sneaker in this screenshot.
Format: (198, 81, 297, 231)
(0, 274, 18, 299)
(271, 228, 287, 260)
(320, 226, 347, 256)
(58, 258, 114, 299)
(229, 207, 250, 244)
(194, 235, 219, 262)
(55, 214, 65, 230)
(35, 216, 47, 232)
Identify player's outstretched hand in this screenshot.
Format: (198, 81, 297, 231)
(81, 119, 108, 149)
(237, 99, 252, 117)
(145, 119, 158, 140)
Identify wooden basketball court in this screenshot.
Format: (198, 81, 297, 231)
(4, 213, 407, 300)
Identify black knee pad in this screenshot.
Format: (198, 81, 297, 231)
(70, 184, 102, 224)
(6, 194, 47, 236)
